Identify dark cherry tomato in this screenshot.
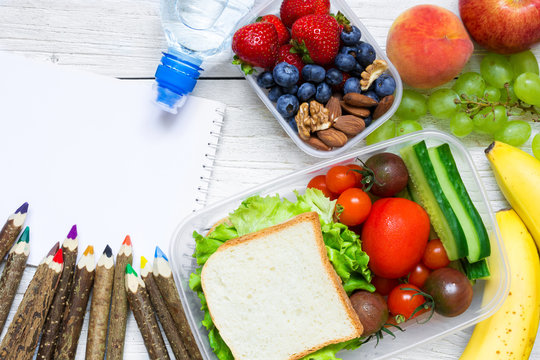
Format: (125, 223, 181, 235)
(326, 165, 357, 194)
(346, 164, 364, 187)
(364, 152, 409, 197)
(423, 239, 450, 270)
(307, 175, 336, 199)
(335, 188, 372, 226)
(349, 291, 389, 336)
(387, 284, 426, 320)
(371, 275, 399, 296)
(423, 267, 473, 317)
(408, 263, 431, 288)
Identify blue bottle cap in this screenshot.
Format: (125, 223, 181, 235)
(154, 52, 203, 113)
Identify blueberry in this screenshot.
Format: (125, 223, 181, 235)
(363, 115, 372, 127)
(325, 68, 343, 86)
(268, 86, 283, 102)
(339, 45, 358, 56)
(363, 90, 379, 102)
(273, 62, 299, 88)
(297, 82, 316, 102)
(343, 77, 361, 94)
(334, 54, 356, 72)
(356, 42, 376, 67)
(276, 94, 299, 118)
(256, 71, 275, 88)
(315, 83, 332, 104)
(341, 25, 362, 45)
(374, 74, 396, 97)
(286, 117, 298, 132)
(301, 64, 326, 83)
(282, 85, 298, 95)
(349, 62, 364, 77)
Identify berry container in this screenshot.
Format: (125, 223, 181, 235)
(169, 130, 509, 360)
(237, 0, 403, 158)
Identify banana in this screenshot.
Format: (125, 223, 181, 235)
(485, 141, 540, 249)
(460, 209, 540, 360)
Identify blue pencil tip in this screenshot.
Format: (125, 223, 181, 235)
(103, 245, 112, 257)
(154, 246, 168, 261)
(67, 225, 77, 239)
(16, 202, 29, 214)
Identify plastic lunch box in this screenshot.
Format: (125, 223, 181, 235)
(237, 0, 403, 158)
(169, 130, 509, 360)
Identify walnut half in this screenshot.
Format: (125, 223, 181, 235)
(360, 59, 388, 91)
(295, 101, 332, 141)
(295, 102, 311, 141)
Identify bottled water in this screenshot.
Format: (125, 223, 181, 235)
(155, 0, 255, 113)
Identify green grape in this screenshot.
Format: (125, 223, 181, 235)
(483, 86, 500, 102)
(533, 133, 540, 160)
(514, 72, 540, 107)
(395, 90, 428, 120)
(427, 89, 460, 119)
(450, 112, 474, 137)
(509, 50, 539, 76)
(480, 53, 514, 88)
(499, 83, 518, 104)
(494, 120, 532, 147)
(365, 119, 396, 145)
(452, 72, 486, 99)
(396, 120, 422, 136)
(473, 106, 507, 134)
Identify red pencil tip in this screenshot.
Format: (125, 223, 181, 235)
(122, 235, 132, 246)
(52, 249, 63, 264)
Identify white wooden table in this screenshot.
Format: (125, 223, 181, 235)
(1, 0, 539, 358)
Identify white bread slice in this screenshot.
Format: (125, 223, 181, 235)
(201, 212, 363, 360)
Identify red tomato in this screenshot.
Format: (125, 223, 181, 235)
(423, 239, 450, 270)
(361, 198, 430, 279)
(371, 275, 399, 296)
(408, 263, 431, 288)
(335, 188, 371, 226)
(326, 165, 357, 194)
(388, 284, 426, 320)
(307, 175, 336, 199)
(346, 164, 364, 187)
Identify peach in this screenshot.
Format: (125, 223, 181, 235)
(386, 5, 474, 89)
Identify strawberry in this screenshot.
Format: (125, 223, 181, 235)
(291, 14, 340, 66)
(232, 22, 279, 74)
(277, 44, 304, 78)
(257, 14, 290, 45)
(280, 0, 331, 28)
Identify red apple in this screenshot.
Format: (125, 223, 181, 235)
(459, 0, 540, 54)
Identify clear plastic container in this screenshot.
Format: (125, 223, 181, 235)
(169, 130, 509, 360)
(237, 0, 403, 158)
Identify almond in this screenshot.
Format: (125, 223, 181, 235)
(334, 115, 366, 136)
(373, 95, 395, 120)
(343, 93, 378, 107)
(340, 101, 371, 118)
(304, 136, 331, 151)
(325, 96, 342, 123)
(317, 128, 348, 148)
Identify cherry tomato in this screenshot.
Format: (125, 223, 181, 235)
(387, 284, 427, 320)
(423, 239, 450, 270)
(307, 175, 336, 199)
(335, 188, 372, 226)
(326, 165, 357, 194)
(346, 164, 364, 187)
(408, 263, 431, 288)
(371, 275, 399, 296)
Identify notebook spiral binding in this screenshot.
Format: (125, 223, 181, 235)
(194, 107, 225, 210)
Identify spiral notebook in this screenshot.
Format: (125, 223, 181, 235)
(0, 52, 225, 266)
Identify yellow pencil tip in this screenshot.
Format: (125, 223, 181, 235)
(141, 256, 148, 269)
(84, 245, 94, 255)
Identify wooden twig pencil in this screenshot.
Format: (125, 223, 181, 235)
(0, 247, 63, 360)
(86, 245, 114, 360)
(54, 245, 95, 360)
(153, 246, 203, 360)
(107, 235, 133, 360)
(37, 225, 79, 360)
(141, 256, 189, 360)
(0, 202, 28, 262)
(126, 264, 170, 360)
(0, 226, 30, 333)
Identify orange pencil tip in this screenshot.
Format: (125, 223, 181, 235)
(122, 235, 132, 246)
(83, 245, 94, 256)
(52, 249, 63, 264)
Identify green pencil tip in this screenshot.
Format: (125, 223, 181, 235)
(18, 227, 30, 243)
(126, 263, 138, 277)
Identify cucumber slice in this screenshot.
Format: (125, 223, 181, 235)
(460, 258, 490, 280)
(432, 144, 491, 261)
(401, 141, 468, 260)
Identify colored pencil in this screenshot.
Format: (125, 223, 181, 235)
(0, 202, 28, 262)
(86, 245, 114, 360)
(153, 246, 203, 360)
(37, 225, 79, 360)
(107, 235, 133, 360)
(141, 256, 189, 360)
(0, 226, 30, 333)
(0, 247, 63, 360)
(126, 264, 170, 360)
(54, 245, 95, 359)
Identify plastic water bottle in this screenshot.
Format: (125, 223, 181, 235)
(155, 0, 255, 113)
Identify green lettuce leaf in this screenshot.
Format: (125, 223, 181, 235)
(301, 338, 363, 360)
